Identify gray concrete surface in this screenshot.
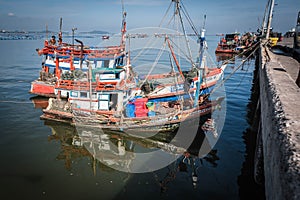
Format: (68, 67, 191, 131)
(276, 37, 300, 66)
(258, 41, 300, 200)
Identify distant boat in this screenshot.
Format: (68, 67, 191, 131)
(102, 35, 110, 40)
(215, 33, 242, 54)
(215, 32, 258, 55)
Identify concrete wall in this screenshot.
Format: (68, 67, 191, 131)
(258, 42, 300, 200)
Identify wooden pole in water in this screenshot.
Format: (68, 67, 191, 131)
(71, 27, 77, 71)
(88, 62, 93, 111)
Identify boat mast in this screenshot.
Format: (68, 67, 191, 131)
(167, 36, 195, 103)
(88, 62, 93, 111)
(194, 15, 207, 108)
(266, 0, 275, 39)
(261, 0, 270, 37)
(120, 0, 127, 46)
(75, 39, 83, 70)
(46, 24, 48, 41)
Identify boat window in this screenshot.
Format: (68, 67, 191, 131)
(99, 101, 109, 110)
(91, 93, 97, 99)
(115, 57, 124, 66)
(70, 91, 78, 97)
(96, 61, 102, 68)
(98, 94, 110, 110)
(80, 92, 88, 98)
(99, 73, 116, 80)
(103, 60, 110, 68)
(99, 94, 110, 100)
(109, 60, 114, 68)
(110, 94, 118, 111)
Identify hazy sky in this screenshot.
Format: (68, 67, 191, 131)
(0, 0, 299, 34)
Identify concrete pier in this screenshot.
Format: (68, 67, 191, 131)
(255, 38, 300, 200)
(275, 37, 300, 85)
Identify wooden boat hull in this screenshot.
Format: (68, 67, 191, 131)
(30, 81, 56, 97)
(30, 96, 49, 109)
(40, 97, 224, 133)
(215, 47, 239, 54)
(215, 49, 237, 54)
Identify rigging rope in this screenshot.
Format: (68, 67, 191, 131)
(225, 59, 252, 97)
(208, 41, 260, 98)
(131, 34, 161, 64)
(159, 1, 173, 28)
(140, 41, 167, 86)
(132, 0, 176, 64)
(176, 2, 193, 63)
(181, 2, 199, 36)
(221, 41, 260, 66)
(167, 37, 196, 69)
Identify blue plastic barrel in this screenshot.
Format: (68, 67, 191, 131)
(126, 103, 135, 118)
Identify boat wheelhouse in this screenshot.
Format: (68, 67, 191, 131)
(30, 15, 127, 98)
(30, 42, 127, 97)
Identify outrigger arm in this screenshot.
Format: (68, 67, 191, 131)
(166, 36, 185, 82)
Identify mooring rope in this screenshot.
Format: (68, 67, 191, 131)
(225, 58, 253, 97)
(208, 42, 261, 99)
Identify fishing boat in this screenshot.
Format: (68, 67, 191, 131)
(215, 32, 259, 55)
(40, 0, 226, 132)
(30, 18, 123, 97)
(102, 35, 110, 40)
(215, 32, 243, 54)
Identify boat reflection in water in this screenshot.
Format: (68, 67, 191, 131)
(216, 53, 235, 64)
(43, 115, 220, 192)
(30, 96, 49, 109)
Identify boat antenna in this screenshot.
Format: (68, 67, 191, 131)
(202, 14, 206, 30)
(46, 24, 48, 41)
(75, 39, 83, 70)
(197, 14, 207, 68)
(58, 17, 63, 45)
(121, 0, 125, 14)
(120, 0, 127, 46)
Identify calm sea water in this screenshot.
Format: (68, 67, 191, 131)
(0, 36, 259, 199)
